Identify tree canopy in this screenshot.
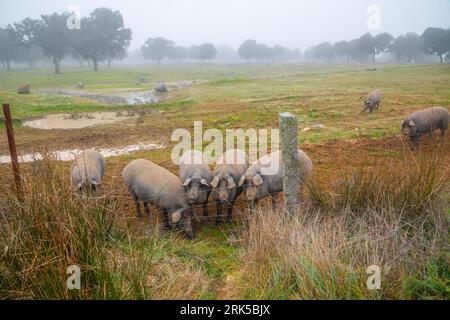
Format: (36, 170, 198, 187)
(35, 12, 73, 74)
(190, 43, 217, 62)
(422, 27, 450, 63)
(72, 8, 132, 71)
(141, 37, 175, 64)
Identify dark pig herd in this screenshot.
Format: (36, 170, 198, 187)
(70, 99, 449, 239)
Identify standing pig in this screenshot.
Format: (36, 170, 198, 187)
(71, 150, 105, 192)
(363, 90, 382, 113)
(180, 150, 212, 219)
(211, 149, 248, 225)
(401, 107, 449, 148)
(238, 150, 313, 209)
(122, 159, 194, 239)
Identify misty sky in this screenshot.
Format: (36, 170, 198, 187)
(1, 0, 449, 50)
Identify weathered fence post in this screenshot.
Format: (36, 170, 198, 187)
(2, 103, 22, 197)
(279, 112, 300, 213)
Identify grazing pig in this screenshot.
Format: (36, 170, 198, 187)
(401, 107, 449, 148)
(71, 150, 105, 192)
(180, 150, 212, 218)
(363, 90, 382, 113)
(211, 149, 248, 225)
(238, 150, 313, 209)
(122, 159, 194, 239)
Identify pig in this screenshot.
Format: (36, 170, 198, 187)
(363, 90, 382, 113)
(238, 150, 313, 209)
(179, 150, 212, 219)
(70, 150, 105, 192)
(211, 149, 248, 225)
(401, 107, 449, 148)
(122, 159, 194, 239)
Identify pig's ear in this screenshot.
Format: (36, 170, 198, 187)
(227, 176, 236, 189)
(408, 120, 416, 127)
(200, 178, 209, 186)
(211, 176, 219, 188)
(75, 182, 82, 191)
(400, 120, 405, 128)
(182, 178, 192, 187)
(253, 174, 264, 186)
(238, 175, 245, 187)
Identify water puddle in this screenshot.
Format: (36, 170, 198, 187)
(38, 88, 163, 105)
(37, 80, 207, 106)
(22, 111, 147, 130)
(0, 142, 164, 164)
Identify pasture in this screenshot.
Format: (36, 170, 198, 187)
(0, 63, 449, 299)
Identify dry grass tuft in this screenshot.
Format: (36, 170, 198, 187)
(237, 148, 449, 299)
(0, 157, 211, 299)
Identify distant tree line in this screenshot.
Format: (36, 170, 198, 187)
(141, 37, 218, 63)
(238, 40, 302, 63)
(303, 28, 450, 64)
(0, 8, 132, 73)
(1, 7, 449, 71)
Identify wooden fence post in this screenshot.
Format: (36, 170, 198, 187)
(279, 112, 300, 213)
(2, 103, 22, 197)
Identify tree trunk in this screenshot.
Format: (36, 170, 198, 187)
(107, 59, 111, 69)
(6, 59, 10, 70)
(372, 53, 376, 64)
(439, 54, 443, 64)
(93, 58, 98, 71)
(53, 58, 61, 74)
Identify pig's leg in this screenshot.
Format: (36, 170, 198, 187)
(183, 212, 194, 240)
(410, 135, 420, 150)
(215, 201, 223, 225)
(202, 201, 209, 219)
(130, 190, 142, 218)
(158, 208, 171, 230)
(144, 201, 151, 217)
(203, 190, 211, 218)
(227, 200, 235, 221)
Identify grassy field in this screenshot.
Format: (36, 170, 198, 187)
(0, 63, 449, 299)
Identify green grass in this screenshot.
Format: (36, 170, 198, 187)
(0, 63, 449, 300)
(1, 64, 449, 149)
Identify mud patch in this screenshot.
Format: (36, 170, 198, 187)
(22, 111, 146, 130)
(0, 142, 164, 164)
(38, 88, 163, 105)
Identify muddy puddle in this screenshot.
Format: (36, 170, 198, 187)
(38, 88, 162, 105)
(22, 111, 153, 130)
(37, 80, 204, 106)
(0, 142, 164, 164)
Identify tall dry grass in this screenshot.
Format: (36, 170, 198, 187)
(237, 148, 449, 299)
(0, 158, 211, 299)
(0, 146, 448, 300)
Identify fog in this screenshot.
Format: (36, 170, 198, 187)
(1, 0, 449, 50)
